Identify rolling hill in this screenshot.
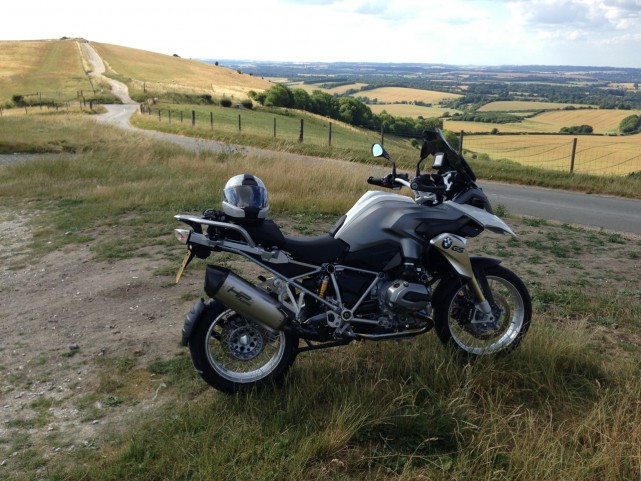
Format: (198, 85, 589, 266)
(0, 38, 273, 104)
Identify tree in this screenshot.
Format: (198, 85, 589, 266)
(264, 84, 294, 108)
(292, 88, 311, 111)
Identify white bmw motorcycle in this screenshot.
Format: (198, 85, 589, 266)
(174, 130, 532, 393)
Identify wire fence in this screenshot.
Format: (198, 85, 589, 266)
(3, 101, 639, 177)
(460, 133, 641, 176)
(137, 104, 386, 151)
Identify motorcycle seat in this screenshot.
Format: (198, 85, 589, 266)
(283, 235, 348, 265)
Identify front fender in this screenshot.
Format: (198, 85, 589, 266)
(471, 256, 502, 274)
(181, 298, 215, 346)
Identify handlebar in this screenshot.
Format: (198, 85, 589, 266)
(367, 175, 410, 190)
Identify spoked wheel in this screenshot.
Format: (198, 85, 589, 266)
(434, 265, 532, 356)
(189, 303, 298, 393)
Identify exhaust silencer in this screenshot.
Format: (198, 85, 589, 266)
(204, 266, 288, 330)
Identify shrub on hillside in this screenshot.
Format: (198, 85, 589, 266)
(220, 98, 232, 108)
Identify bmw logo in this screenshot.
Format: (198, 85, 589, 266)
(442, 237, 453, 249)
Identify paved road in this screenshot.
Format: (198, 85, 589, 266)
(480, 182, 641, 235)
(84, 48, 641, 236)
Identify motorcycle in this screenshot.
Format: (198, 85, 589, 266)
(174, 129, 532, 393)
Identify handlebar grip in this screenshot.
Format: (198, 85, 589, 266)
(367, 176, 388, 187)
(410, 181, 447, 193)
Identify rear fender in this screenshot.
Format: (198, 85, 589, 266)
(181, 298, 216, 346)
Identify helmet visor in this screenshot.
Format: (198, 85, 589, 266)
(224, 185, 267, 209)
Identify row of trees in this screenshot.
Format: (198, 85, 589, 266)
(249, 84, 441, 138)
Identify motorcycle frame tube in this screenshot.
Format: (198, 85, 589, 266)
(179, 215, 428, 327)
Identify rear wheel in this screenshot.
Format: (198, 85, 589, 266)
(189, 302, 298, 393)
(434, 265, 531, 355)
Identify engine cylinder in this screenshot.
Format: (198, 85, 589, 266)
(204, 266, 288, 330)
(379, 280, 430, 313)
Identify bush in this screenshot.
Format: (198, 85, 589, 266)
(220, 98, 232, 108)
(240, 99, 253, 110)
(619, 114, 641, 134)
(560, 125, 593, 134)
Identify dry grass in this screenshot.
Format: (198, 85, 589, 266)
(353, 87, 461, 104)
(92, 42, 272, 100)
(0, 39, 92, 102)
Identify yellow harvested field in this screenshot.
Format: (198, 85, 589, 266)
(353, 87, 461, 104)
(293, 82, 368, 95)
(92, 42, 272, 99)
(478, 101, 592, 112)
(445, 109, 639, 135)
(464, 133, 641, 176)
(370, 104, 459, 118)
(0, 39, 93, 102)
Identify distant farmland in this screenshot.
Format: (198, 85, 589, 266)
(464, 133, 641, 176)
(478, 101, 594, 112)
(292, 82, 369, 95)
(445, 108, 639, 135)
(353, 87, 461, 104)
(369, 104, 459, 118)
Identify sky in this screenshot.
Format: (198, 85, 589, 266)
(2, 0, 641, 68)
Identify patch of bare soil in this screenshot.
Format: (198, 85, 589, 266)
(0, 208, 203, 475)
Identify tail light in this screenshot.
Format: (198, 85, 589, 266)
(174, 229, 190, 244)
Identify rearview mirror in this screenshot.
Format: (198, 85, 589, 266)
(372, 143, 385, 158)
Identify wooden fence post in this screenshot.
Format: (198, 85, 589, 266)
(299, 119, 304, 143)
(273, 117, 276, 138)
(570, 138, 578, 173)
(180, 111, 183, 123)
(210, 112, 213, 129)
(192, 110, 196, 126)
(238, 114, 242, 132)
(158, 109, 161, 121)
(329, 122, 332, 146)
(169, 110, 172, 124)
(459, 130, 464, 156)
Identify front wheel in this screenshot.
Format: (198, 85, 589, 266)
(189, 302, 298, 393)
(433, 265, 532, 356)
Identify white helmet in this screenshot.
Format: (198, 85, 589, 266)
(221, 174, 269, 220)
